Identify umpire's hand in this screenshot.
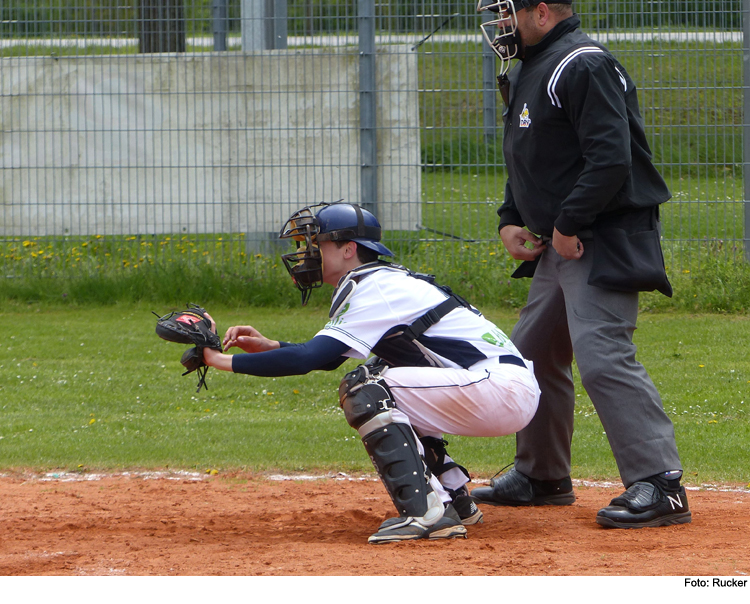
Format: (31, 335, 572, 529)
(552, 228, 584, 260)
(499, 225, 547, 261)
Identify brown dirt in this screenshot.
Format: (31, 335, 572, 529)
(0, 471, 748, 576)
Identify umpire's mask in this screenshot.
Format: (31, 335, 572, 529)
(477, 1, 522, 74)
(279, 202, 394, 306)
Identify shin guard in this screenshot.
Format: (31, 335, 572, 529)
(340, 365, 443, 524)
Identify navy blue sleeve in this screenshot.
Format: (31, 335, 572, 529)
(230, 335, 350, 377)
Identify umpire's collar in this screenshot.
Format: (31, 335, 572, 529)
(523, 15, 580, 62)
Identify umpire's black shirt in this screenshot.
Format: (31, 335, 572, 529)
(497, 16, 670, 238)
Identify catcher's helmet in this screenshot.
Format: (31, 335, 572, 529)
(279, 202, 393, 305)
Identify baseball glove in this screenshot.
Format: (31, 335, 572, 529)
(153, 303, 223, 392)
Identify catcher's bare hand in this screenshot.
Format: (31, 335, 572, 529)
(499, 225, 546, 261)
(222, 325, 280, 353)
(203, 312, 218, 334)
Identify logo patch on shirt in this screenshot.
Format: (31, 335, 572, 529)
(482, 328, 510, 348)
(519, 103, 531, 128)
(325, 302, 350, 328)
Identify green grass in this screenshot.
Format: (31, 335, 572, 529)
(3, 169, 749, 312)
(1, 304, 748, 486)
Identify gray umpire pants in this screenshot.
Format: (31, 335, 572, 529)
(511, 240, 682, 488)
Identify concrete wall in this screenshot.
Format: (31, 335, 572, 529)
(0, 48, 420, 237)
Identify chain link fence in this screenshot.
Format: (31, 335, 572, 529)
(1, 1, 747, 285)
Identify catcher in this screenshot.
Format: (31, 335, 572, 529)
(201, 202, 541, 544)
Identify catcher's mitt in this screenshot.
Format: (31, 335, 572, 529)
(153, 303, 222, 392)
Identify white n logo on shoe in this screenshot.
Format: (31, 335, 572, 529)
(667, 493, 683, 510)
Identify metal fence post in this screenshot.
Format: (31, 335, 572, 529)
(744, 0, 750, 261)
(241, 0, 264, 50)
(359, 0, 378, 217)
(242, 0, 287, 51)
(482, 12, 498, 142)
(266, 0, 288, 50)
(212, 0, 228, 51)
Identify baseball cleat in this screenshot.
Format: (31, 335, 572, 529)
(451, 486, 484, 525)
(471, 467, 575, 507)
(368, 504, 467, 544)
(596, 481, 691, 528)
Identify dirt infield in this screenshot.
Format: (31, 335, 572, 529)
(1, 471, 748, 576)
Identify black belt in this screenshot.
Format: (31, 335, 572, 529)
(539, 230, 593, 244)
(497, 355, 527, 368)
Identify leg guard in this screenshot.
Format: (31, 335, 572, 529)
(340, 365, 442, 523)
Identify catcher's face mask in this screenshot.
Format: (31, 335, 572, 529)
(279, 204, 326, 306)
(477, 0, 522, 75)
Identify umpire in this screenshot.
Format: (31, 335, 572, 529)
(471, 1, 691, 528)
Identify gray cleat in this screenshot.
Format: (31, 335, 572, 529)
(451, 486, 484, 525)
(368, 504, 468, 544)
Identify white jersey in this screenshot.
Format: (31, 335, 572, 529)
(316, 264, 523, 369)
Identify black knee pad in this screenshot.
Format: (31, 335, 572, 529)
(339, 364, 395, 432)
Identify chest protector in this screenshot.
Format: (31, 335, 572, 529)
(329, 262, 478, 368)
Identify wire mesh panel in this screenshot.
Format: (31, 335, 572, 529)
(582, 1, 746, 274)
(0, 1, 747, 294)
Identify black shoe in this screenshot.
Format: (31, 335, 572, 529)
(450, 486, 483, 525)
(596, 479, 692, 529)
(470, 467, 575, 507)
